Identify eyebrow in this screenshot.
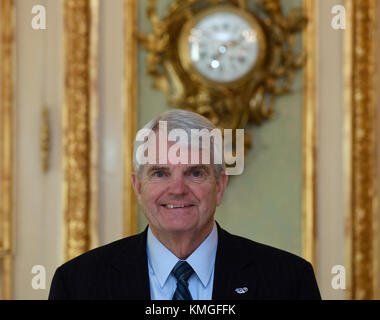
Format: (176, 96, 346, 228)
(146, 165, 210, 174)
(146, 166, 170, 174)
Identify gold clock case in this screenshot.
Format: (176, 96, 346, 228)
(178, 5, 267, 89)
(140, 0, 306, 146)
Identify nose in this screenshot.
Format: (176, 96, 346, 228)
(168, 173, 188, 196)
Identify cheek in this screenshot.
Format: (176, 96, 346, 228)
(141, 183, 165, 205)
(192, 183, 217, 207)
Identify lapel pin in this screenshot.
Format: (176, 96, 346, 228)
(235, 287, 248, 294)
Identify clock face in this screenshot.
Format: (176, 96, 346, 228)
(179, 7, 265, 84)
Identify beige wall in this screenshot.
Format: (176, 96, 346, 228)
(98, 0, 124, 246)
(13, 0, 63, 299)
(316, 0, 345, 300)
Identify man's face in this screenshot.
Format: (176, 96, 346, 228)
(131, 143, 228, 237)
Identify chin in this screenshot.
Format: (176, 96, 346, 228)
(162, 219, 197, 233)
(156, 215, 201, 234)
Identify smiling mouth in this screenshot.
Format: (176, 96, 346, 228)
(161, 204, 194, 209)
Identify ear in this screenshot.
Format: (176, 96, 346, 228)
(131, 172, 142, 199)
(215, 172, 228, 206)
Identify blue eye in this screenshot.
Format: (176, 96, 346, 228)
(191, 171, 201, 177)
(155, 172, 165, 178)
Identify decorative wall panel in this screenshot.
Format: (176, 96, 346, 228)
(0, 0, 14, 300)
(63, 0, 99, 261)
(123, 0, 138, 236)
(344, 0, 379, 300)
(302, 0, 318, 269)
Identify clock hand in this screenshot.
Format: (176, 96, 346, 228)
(212, 41, 236, 59)
(213, 42, 232, 59)
(210, 40, 241, 67)
(225, 41, 238, 48)
(213, 52, 222, 60)
(212, 45, 226, 61)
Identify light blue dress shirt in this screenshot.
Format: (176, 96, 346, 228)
(146, 222, 218, 300)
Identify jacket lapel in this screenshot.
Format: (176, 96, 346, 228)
(107, 227, 151, 300)
(212, 223, 258, 299)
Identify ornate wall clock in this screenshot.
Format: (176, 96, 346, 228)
(178, 5, 266, 86)
(140, 0, 306, 151)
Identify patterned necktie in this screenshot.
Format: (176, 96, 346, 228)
(172, 260, 194, 300)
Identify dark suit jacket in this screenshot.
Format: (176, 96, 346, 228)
(49, 223, 321, 300)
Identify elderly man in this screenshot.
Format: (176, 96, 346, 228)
(49, 109, 321, 300)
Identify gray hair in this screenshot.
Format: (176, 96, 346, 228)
(133, 109, 225, 178)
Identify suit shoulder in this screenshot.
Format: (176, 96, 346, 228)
(224, 229, 311, 268)
(219, 228, 321, 299)
(57, 232, 143, 272)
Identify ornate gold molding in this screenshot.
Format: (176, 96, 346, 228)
(123, 0, 138, 237)
(302, 0, 318, 269)
(0, 0, 14, 300)
(344, 0, 379, 300)
(63, 0, 99, 261)
(40, 105, 50, 172)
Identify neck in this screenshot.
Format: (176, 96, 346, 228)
(150, 222, 214, 260)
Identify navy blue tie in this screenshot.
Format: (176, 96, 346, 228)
(172, 261, 194, 300)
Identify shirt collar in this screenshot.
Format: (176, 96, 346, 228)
(146, 222, 218, 288)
